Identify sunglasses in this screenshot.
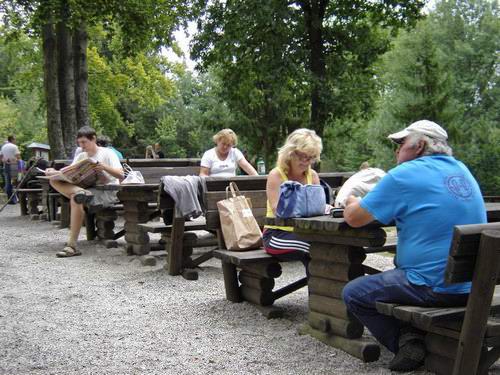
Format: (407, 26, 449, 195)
(294, 151, 317, 163)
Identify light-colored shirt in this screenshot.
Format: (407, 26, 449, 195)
(200, 147, 244, 177)
(73, 147, 122, 185)
(0, 142, 20, 164)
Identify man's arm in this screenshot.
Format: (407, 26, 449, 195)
(343, 195, 374, 228)
(96, 163, 124, 180)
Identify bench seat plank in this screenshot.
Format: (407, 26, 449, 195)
(214, 249, 273, 266)
(376, 290, 500, 331)
(17, 188, 43, 193)
(138, 219, 208, 234)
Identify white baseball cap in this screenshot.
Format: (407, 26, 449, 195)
(388, 120, 448, 143)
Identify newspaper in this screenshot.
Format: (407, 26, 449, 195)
(40, 158, 109, 188)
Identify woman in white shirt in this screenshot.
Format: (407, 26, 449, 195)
(200, 129, 258, 177)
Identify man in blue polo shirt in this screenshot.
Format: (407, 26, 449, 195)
(342, 120, 486, 371)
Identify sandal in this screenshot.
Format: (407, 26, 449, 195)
(56, 245, 82, 258)
(73, 189, 94, 205)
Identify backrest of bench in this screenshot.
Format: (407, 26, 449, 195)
(204, 176, 268, 230)
(126, 158, 200, 167)
(202, 172, 353, 231)
(135, 166, 200, 184)
(52, 159, 72, 170)
(445, 222, 500, 283)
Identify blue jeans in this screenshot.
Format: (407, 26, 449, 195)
(3, 164, 17, 203)
(342, 268, 468, 353)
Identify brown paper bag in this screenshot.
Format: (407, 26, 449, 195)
(217, 182, 263, 251)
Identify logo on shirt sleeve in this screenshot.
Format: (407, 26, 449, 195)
(445, 175, 473, 200)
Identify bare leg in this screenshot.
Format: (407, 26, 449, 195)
(50, 180, 85, 249)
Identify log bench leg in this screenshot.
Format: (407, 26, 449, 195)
(85, 212, 97, 241)
(18, 192, 28, 216)
(166, 217, 185, 275)
(59, 197, 70, 229)
(27, 193, 41, 215)
(95, 208, 117, 241)
(221, 262, 242, 302)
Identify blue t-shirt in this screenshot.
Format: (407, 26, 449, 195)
(360, 155, 486, 293)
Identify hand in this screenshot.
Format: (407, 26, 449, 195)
(94, 162, 106, 173)
(44, 168, 57, 176)
(345, 195, 361, 207)
(324, 204, 334, 214)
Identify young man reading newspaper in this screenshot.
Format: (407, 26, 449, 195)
(45, 126, 124, 257)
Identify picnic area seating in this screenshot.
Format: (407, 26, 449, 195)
(376, 222, 500, 375)
(85, 163, 201, 252)
(208, 173, 352, 317)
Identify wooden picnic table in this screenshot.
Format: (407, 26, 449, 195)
(267, 202, 500, 363)
(94, 183, 161, 254)
(36, 176, 70, 227)
(486, 202, 500, 222)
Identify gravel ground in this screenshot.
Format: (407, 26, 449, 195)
(0, 204, 497, 375)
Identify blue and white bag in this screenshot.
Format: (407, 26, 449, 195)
(276, 181, 326, 218)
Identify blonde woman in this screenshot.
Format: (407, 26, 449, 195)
(263, 128, 322, 271)
(199, 129, 258, 177)
(145, 145, 156, 159)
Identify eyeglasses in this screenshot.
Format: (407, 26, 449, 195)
(294, 151, 316, 163)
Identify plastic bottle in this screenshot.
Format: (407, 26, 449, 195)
(257, 157, 266, 175)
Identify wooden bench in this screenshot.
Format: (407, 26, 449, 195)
(153, 179, 219, 280)
(125, 158, 200, 167)
(208, 173, 352, 317)
(88, 164, 201, 251)
(376, 222, 500, 375)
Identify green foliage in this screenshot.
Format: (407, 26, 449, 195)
(0, 91, 47, 157)
(189, 0, 424, 167)
(366, 0, 499, 193)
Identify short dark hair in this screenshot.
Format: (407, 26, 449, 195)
(96, 135, 110, 147)
(76, 126, 96, 140)
(7, 135, 15, 142)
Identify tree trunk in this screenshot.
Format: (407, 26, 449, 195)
(73, 22, 90, 130)
(301, 0, 328, 138)
(42, 22, 65, 159)
(57, 1, 77, 157)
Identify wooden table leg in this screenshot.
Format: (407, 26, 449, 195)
(304, 241, 380, 362)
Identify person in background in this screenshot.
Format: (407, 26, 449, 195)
(342, 120, 486, 372)
(262, 128, 322, 273)
(145, 145, 156, 159)
(45, 126, 124, 258)
(199, 129, 258, 177)
(154, 143, 165, 159)
(96, 135, 124, 160)
(0, 135, 21, 204)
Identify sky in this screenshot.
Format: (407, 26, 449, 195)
(164, 22, 198, 71)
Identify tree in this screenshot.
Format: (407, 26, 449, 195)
(367, 18, 456, 168)
(2, 0, 188, 157)
(367, 0, 499, 193)
(190, 0, 424, 160)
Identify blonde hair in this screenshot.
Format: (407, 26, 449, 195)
(213, 129, 238, 146)
(145, 145, 156, 159)
(277, 128, 322, 175)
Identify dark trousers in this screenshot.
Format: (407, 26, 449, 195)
(3, 164, 17, 203)
(342, 268, 468, 353)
